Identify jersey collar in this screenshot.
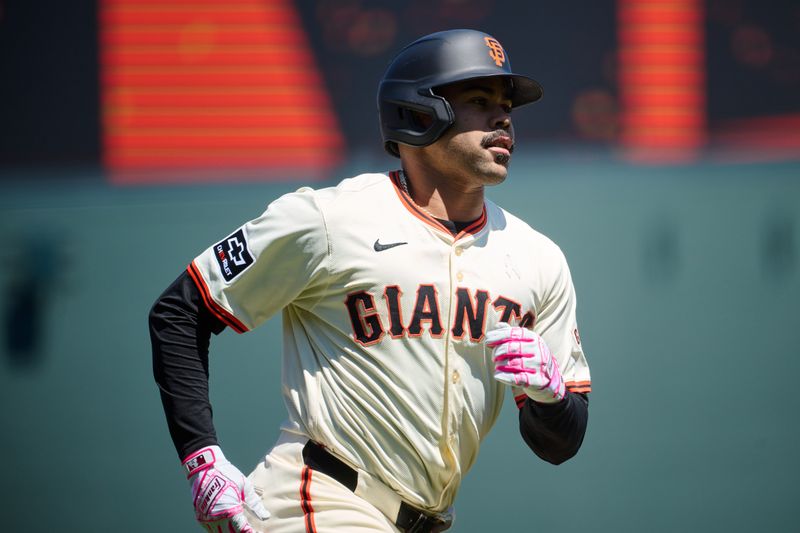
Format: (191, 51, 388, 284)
(389, 170, 487, 240)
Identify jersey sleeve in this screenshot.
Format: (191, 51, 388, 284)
(188, 187, 329, 332)
(533, 246, 591, 394)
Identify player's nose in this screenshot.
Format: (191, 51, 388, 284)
(492, 110, 511, 131)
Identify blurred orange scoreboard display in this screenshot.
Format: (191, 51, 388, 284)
(616, 0, 706, 163)
(100, 0, 344, 184)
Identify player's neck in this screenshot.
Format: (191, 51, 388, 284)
(400, 168, 485, 223)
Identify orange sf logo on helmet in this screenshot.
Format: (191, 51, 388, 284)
(483, 37, 506, 67)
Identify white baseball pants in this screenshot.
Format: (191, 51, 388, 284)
(247, 432, 401, 533)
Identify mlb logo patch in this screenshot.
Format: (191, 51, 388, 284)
(214, 228, 254, 282)
(187, 455, 207, 471)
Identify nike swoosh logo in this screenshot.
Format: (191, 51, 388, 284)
(373, 239, 408, 252)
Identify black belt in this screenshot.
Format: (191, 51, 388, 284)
(302, 441, 452, 533)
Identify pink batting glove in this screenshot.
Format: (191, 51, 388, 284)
(183, 446, 270, 532)
(485, 322, 566, 404)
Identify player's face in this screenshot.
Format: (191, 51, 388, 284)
(420, 77, 515, 187)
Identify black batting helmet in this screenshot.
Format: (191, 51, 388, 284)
(377, 29, 543, 157)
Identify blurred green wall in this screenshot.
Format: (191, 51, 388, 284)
(0, 155, 798, 532)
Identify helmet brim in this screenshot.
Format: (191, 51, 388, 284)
(428, 73, 543, 108)
(508, 75, 544, 107)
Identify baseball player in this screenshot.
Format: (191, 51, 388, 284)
(150, 29, 590, 533)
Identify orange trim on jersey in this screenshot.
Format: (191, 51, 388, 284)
(300, 466, 317, 533)
(455, 209, 487, 240)
(186, 261, 249, 334)
(566, 380, 592, 394)
(389, 170, 488, 239)
(514, 381, 591, 409)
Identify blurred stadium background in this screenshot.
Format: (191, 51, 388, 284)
(0, 1, 798, 531)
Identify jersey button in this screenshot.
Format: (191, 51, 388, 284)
(454, 248, 463, 256)
(452, 370, 460, 384)
(456, 272, 464, 282)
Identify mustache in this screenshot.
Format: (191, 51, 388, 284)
(481, 130, 514, 153)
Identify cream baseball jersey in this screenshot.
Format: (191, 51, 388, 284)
(189, 171, 591, 512)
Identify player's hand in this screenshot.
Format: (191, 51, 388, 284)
(485, 322, 566, 404)
(183, 445, 270, 532)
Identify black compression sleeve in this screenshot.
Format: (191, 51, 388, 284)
(149, 270, 226, 459)
(518, 391, 589, 465)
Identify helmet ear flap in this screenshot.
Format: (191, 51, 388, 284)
(378, 84, 454, 157)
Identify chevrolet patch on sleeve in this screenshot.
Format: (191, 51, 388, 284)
(213, 228, 254, 282)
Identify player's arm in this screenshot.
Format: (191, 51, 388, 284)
(149, 271, 270, 532)
(151, 187, 328, 454)
(504, 242, 591, 464)
(149, 270, 223, 458)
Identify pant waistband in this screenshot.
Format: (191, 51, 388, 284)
(301, 440, 453, 533)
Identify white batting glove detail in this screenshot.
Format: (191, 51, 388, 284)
(183, 446, 270, 532)
(485, 322, 566, 404)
